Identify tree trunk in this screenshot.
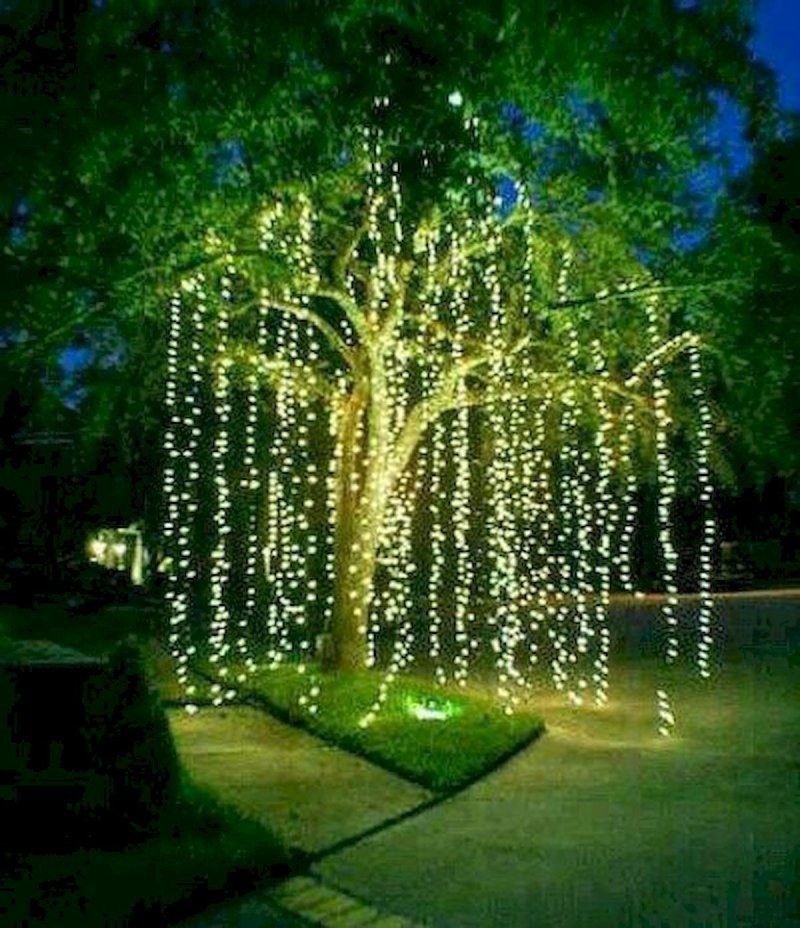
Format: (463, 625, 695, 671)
(330, 501, 381, 671)
(320, 346, 441, 672)
(327, 374, 393, 672)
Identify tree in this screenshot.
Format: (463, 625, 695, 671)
(2, 0, 778, 529)
(161, 119, 717, 736)
(721, 121, 800, 485)
(3, 0, 777, 363)
(0, 1, 782, 714)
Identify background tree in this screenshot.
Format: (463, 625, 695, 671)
(676, 116, 800, 575)
(713, 119, 800, 486)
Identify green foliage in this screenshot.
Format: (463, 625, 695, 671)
(678, 125, 800, 487)
(82, 637, 182, 838)
(0, 601, 154, 657)
(0, 0, 786, 489)
(2, 1, 774, 323)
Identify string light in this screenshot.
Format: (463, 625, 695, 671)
(520, 396, 553, 676)
(161, 121, 718, 737)
(554, 246, 583, 704)
(688, 343, 715, 679)
(517, 189, 554, 682)
(418, 218, 446, 687)
(590, 339, 615, 706)
(647, 293, 679, 736)
(292, 198, 323, 713)
(617, 402, 639, 594)
(485, 201, 525, 715)
(163, 285, 193, 706)
(450, 229, 476, 687)
(208, 267, 235, 706)
(265, 315, 292, 667)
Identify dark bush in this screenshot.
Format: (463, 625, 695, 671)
(65, 563, 131, 614)
(81, 637, 182, 843)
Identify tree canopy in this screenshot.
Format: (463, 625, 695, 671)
(0, 0, 789, 483)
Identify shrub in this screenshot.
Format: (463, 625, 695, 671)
(82, 637, 182, 843)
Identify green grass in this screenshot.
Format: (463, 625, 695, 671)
(224, 662, 545, 793)
(0, 777, 293, 927)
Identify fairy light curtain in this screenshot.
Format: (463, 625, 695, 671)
(162, 110, 716, 736)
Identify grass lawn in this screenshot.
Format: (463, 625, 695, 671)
(209, 661, 546, 793)
(0, 779, 294, 928)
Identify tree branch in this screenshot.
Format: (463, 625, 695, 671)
(378, 258, 413, 346)
(258, 292, 359, 371)
(387, 338, 534, 486)
(212, 343, 334, 402)
(15, 252, 234, 361)
(333, 215, 370, 287)
(624, 331, 701, 388)
(550, 279, 744, 311)
(310, 286, 370, 343)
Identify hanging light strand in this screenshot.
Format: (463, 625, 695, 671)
(525, 396, 554, 675)
(265, 314, 293, 667)
(208, 267, 235, 706)
(163, 285, 194, 708)
(360, 460, 416, 726)
(617, 401, 639, 594)
(648, 293, 678, 737)
(179, 277, 207, 704)
(450, 228, 476, 687)
(688, 343, 715, 679)
(485, 201, 525, 714)
(590, 339, 616, 706)
(552, 245, 583, 701)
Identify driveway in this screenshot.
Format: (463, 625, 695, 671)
(315, 596, 800, 926)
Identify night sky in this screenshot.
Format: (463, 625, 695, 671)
(753, 0, 800, 112)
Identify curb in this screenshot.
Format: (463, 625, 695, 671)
(270, 876, 427, 927)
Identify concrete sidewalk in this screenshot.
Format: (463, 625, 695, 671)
(169, 705, 432, 856)
(169, 705, 433, 927)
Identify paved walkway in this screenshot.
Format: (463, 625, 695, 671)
(169, 706, 432, 927)
(316, 601, 800, 927)
(169, 706, 431, 856)
(172, 593, 800, 927)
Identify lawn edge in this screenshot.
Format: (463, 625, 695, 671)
(187, 660, 546, 795)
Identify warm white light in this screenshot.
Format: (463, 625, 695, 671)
(163, 126, 716, 736)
